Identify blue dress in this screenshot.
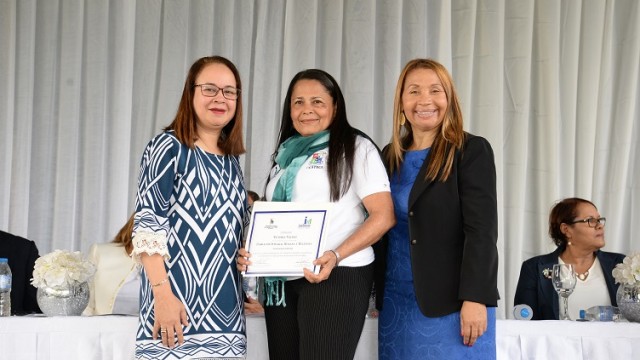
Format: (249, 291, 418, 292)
(134, 132, 247, 359)
(378, 148, 496, 360)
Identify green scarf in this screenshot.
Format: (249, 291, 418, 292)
(272, 130, 330, 202)
(263, 130, 330, 307)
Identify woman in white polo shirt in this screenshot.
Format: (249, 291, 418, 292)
(238, 69, 395, 360)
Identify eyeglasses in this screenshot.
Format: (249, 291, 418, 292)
(194, 83, 240, 100)
(569, 217, 606, 228)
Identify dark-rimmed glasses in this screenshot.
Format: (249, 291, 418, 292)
(569, 217, 606, 228)
(194, 83, 240, 100)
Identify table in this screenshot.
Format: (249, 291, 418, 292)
(497, 319, 640, 359)
(2, 316, 640, 359)
(0, 315, 375, 359)
(0, 315, 136, 360)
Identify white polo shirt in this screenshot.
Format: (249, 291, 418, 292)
(265, 136, 390, 267)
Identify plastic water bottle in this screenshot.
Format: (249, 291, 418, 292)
(0, 258, 11, 316)
(513, 304, 533, 320)
(579, 306, 620, 321)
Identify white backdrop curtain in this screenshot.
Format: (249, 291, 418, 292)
(1, 0, 639, 319)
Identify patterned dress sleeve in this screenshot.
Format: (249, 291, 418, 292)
(131, 133, 180, 263)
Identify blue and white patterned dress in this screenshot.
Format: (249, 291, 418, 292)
(133, 131, 247, 360)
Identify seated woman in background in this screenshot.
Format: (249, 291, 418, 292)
(514, 197, 625, 320)
(0, 231, 41, 315)
(84, 214, 139, 315)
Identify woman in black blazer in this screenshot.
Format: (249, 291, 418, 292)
(374, 58, 499, 360)
(514, 198, 625, 320)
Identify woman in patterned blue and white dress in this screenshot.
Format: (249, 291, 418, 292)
(132, 56, 248, 360)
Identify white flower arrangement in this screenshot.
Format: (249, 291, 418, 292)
(612, 252, 640, 286)
(542, 268, 553, 280)
(31, 249, 96, 289)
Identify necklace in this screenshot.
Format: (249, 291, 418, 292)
(560, 252, 595, 282)
(577, 271, 590, 281)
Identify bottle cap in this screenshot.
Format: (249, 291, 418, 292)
(513, 304, 533, 320)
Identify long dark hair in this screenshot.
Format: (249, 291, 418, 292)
(164, 55, 245, 155)
(272, 69, 356, 201)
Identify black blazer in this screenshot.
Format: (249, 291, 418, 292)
(374, 134, 499, 317)
(0, 231, 41, 315)
(513, 247, 625, 320)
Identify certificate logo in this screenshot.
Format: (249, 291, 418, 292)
(298, 216, 312, 228)
(264, 218, 278, 229)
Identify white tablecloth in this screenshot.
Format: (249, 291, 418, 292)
(2, 316, 640, 359)
(497, 319, 640, 359)
(0, 315, 137, 360)
(0, 315, 375, 360)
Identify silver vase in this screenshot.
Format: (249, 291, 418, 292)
(616, 283, 640, 322)
(37, 282, 90, 316)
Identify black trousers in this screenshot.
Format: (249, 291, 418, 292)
(263, 263, 374, 360)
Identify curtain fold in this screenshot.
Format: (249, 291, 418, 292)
(1, 0, 639, 318)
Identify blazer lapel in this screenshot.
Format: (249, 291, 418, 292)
(408, 150, 434, 209)
(538, 249, 562, 320)
(597, 251, 618, 304)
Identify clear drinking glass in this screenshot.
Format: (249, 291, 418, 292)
(552, 263, 577, 320)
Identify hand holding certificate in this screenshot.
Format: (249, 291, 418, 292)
(242, 201, 332, 277)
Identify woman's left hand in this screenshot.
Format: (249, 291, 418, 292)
(303, 250, 338, 283)
(460, 300, 487, 347)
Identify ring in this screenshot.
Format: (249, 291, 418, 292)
(160, 328, 167, 333)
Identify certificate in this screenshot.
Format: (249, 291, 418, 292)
(243, 201, 331, 277)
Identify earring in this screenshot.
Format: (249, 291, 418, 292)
(400, 113, 406, 126)
(567, 241, 572, 246)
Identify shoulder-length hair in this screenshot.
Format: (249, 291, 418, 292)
(549, 197, 597, 248)
(164, 55, 245, 155)
(386, 58, 465, 181)
(272, 69, 356, 202)
(112, 213, 135, 255)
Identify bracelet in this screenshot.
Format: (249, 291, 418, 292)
(329, 250, 341, 265)
(151, 278, 169, 287)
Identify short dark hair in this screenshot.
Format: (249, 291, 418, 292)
(548, 197, 597, 247)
